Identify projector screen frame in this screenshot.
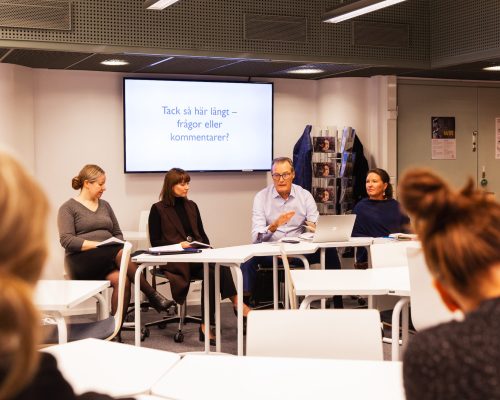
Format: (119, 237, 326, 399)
(122, 77, 274, 174)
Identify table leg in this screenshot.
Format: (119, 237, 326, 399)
(233, 265, 244, 356)
(273, 256, 278, 310)
(401, 301, 410, 356)
(134, 264, 147, 347)
(215, 263, 221, 352)
(93, 292, 108, 320)
(391, 297, 409, 361)
(53, 312, 67, 343)
(320, 248, 326, 309)
(299, 295, 324, 310)
(203, 262, 210, 353)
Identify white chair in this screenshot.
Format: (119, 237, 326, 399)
(246, 309, 383, 360)
(370, 241, 420, 351)
(44, 242, 132, 343)
(407, 246, 460, 331)
(370, 240, 420, 268)
(280, 243, 298, 310)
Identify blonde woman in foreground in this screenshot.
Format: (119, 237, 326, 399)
(399, 169, 500, 400)
(0, 152, 131, 400)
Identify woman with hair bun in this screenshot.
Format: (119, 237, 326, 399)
(0, 152, 127, 399)
(58, 164, 174, 317)
(351, 168, 410, 268)
(399, 169, 500, 400)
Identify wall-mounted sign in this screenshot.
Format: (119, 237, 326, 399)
(431, 116, 456, 160)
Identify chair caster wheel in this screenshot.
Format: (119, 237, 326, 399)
(158, 322, 167, 329)
(141, 327, 150, 341)
(174, 332, 184, 343)
(141, 305, 149, 312)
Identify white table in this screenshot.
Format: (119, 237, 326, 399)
(315, 237, 374, 308)
(35, 280, 110, 343)
(133, 246, 255, 355)
(132, 242, 318, 355)
(42, 338, 180, 397)
(151, 354, 405, 400)
(291, 267, 410, 360)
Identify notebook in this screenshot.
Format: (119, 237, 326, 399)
(311, 214, 356, 243)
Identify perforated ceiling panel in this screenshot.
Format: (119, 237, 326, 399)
(430, 1, 500, 66)
(0, 1, 70, 30)
(0, 0, 430, 67)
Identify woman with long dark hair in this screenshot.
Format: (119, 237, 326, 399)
(149, 168, 250, 344)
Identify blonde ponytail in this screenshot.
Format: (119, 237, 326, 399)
(0, 151, 49, 398)
(0, 273, 41, 399)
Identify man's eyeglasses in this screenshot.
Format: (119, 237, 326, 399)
(271, 172, 292, 181)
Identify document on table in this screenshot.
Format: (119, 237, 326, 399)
(149, 244, 183, 253)
(97, 237, 125, 247)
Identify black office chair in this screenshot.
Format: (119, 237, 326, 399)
(142, 266, 202, 343)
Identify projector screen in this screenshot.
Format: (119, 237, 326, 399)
(123, 78, 273, 173)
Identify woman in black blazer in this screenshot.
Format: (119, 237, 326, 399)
(149, 168, 251, 343)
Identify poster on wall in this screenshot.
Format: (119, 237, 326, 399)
(313, 187, 335, 204)
(496, 118, 500, 159)
(313, 137, 336, 153)
(431, 116, 456, 160)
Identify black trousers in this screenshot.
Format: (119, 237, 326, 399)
(189, 262, 237, 325)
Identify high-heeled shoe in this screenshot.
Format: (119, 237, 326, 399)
(147, 291, 175, 313)
(198, 326, 216, 346)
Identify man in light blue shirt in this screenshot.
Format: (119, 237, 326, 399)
(242, 157, 342, 307)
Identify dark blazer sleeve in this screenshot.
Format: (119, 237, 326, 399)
(194, 203, 210, 245)
(148, 204, 164, 247)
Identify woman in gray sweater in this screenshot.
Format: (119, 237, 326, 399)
(58, 164, 174, 316)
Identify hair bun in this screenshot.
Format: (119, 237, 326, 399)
(71, 176, 82, 190)
(399, 169, 454, 220)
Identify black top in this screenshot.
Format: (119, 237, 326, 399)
(1, 353, 129, 400)
(173, 197, 194, 239)
(403, 296, 500, 400)
(352, 198, 410, 262)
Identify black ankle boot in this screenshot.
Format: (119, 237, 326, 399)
(148, 291, 175, 313)
(198, 326, 216, 346)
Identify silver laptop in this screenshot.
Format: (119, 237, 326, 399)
(312, 215, 356, 243)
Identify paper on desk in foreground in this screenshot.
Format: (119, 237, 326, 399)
(148, 244, 183, 252)
(187, 241, 212, 249)
(97, 237, 125, 247)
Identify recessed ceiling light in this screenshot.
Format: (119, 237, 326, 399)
(483, 65, 500, 71)
(288, 68, 325, 74)
(323, 0, 407, 23)
(101, 59, 129, 66)
(144, 0, 180, 10)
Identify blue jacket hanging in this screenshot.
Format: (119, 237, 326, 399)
(292, 125, 313, 192)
